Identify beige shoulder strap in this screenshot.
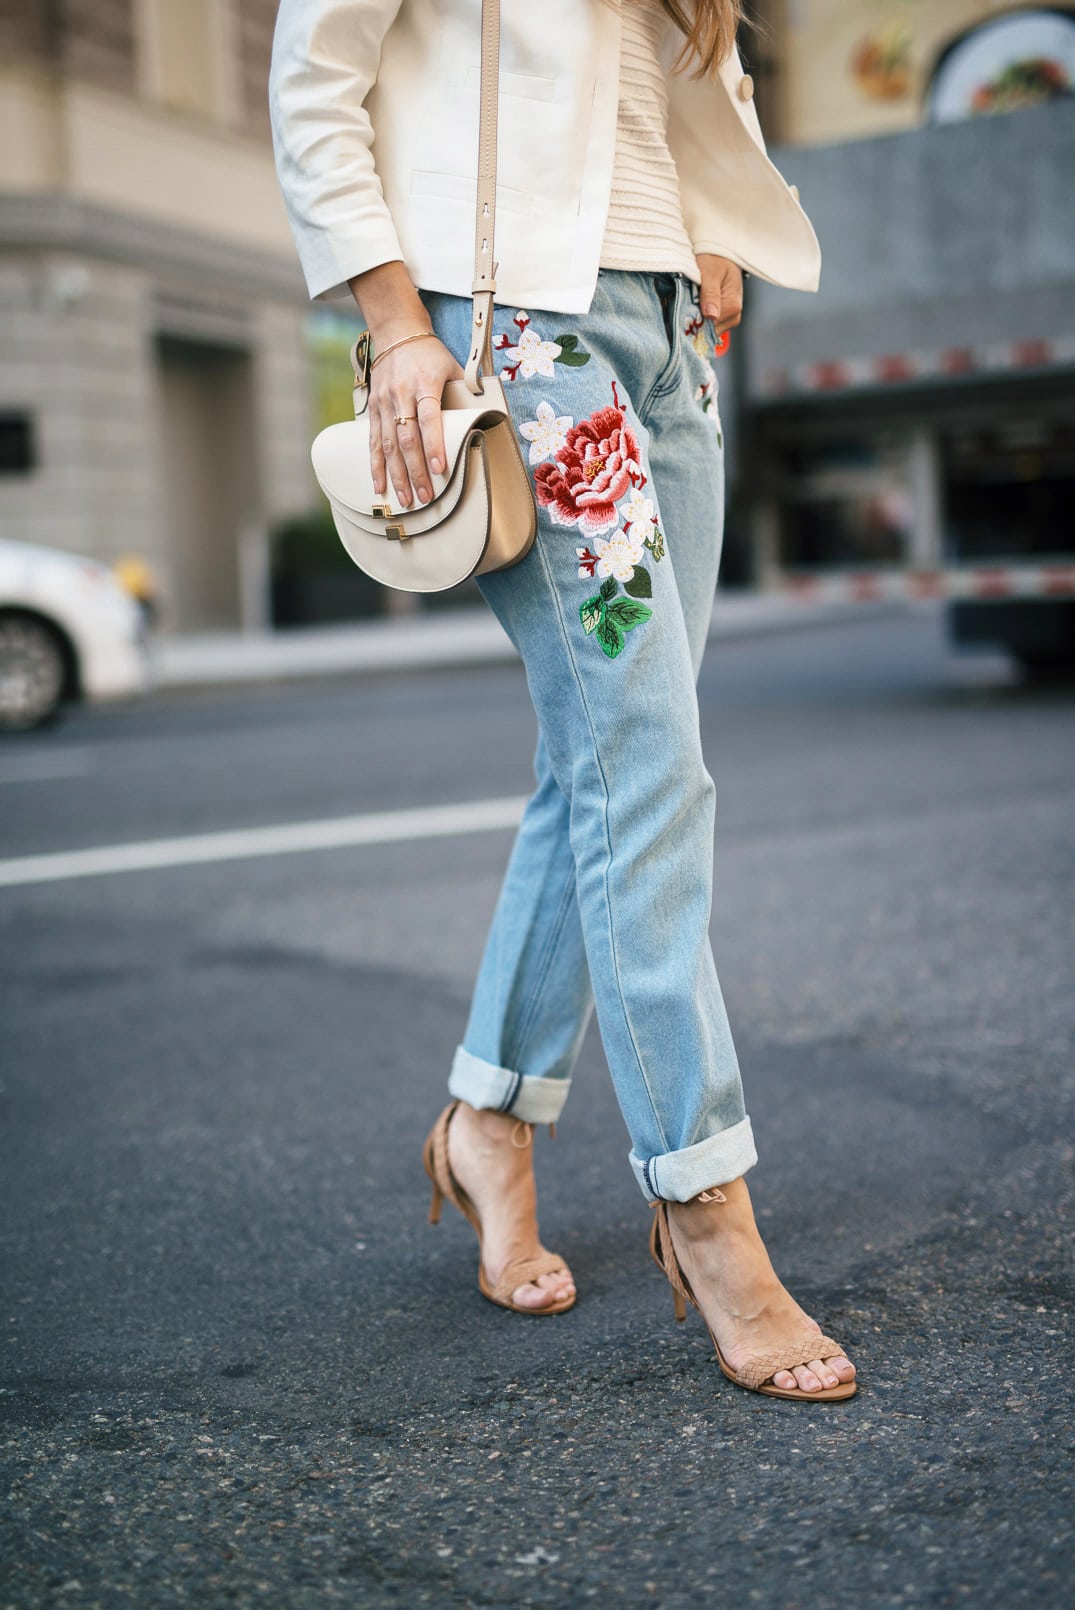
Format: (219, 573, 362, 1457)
(463, 0, 501, 395)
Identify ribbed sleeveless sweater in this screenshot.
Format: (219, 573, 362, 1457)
(599, 0, 700, 281)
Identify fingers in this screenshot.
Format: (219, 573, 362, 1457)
(708, 271, 743, 336)
(416, 392, 446, 478)
(393, 413, 432, 507)
(696, 253, 744, 336)
(366, 338, 463, 505)
(370, 423, 387, 498)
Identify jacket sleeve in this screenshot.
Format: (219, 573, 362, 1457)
(269, 0, 406, 301)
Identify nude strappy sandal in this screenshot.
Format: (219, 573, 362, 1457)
(422, 1100, 577, 1316)
(650, 1195, 857, 1402)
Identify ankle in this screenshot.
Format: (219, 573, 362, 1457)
(453, 1103, 534, 1152)
(670, 1176, 747, 1221)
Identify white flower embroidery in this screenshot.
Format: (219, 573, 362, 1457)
(518, 400, 573, 464)
(594, 531, 645, 584)
(503, 322, 562, 379)
(618, 489, 657, 545)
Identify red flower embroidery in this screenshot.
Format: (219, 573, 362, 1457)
(533, 401, 643, 539)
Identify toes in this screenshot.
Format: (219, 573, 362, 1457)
(770, 1355, 855, 1394)
(511, 1269, 575, 1310)
(792, 1364, 824, 1392)
(512, 1282, 555, 1309)
(808, 1357, 843, 1390)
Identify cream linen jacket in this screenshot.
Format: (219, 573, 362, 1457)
(270, 0, 821, 314)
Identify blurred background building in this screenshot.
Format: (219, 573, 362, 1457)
(1, 0, 1072, 651)
(733, 0, 1075, 660)
(0, 0, 310, 633)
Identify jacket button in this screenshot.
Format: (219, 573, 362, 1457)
(789, 183, 800, 202)
(738, 73, 754, 101)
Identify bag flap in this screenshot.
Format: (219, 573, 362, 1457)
(311, 389, 505, 522)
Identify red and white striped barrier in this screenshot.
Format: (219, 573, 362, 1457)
(762, 335, 1075, 398)
(780, 561, 1075, 604)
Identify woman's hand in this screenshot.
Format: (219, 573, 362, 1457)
(348, 259, 465, 508)
(696, 253, 744, 336)
(368, 337, 465, 508)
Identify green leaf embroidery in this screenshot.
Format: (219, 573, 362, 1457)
(716, 430, 724, 450)
(624, 566, 652, 599)
(599, 576, 619, 601)
(606, 597, 653, 632)
(580, 596, 603, 635)
(596, 612, 625, 658)
(553, 332, 592, 368)
(644, 526, 666, 563)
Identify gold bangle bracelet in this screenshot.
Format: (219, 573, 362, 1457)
(370, 330, 436, 368)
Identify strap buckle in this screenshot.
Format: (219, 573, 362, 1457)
(351, 329, 371, 388)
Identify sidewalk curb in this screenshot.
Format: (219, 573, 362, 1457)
(150, 597, 919, 693)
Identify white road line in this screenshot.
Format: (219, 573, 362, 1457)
(0, 750, 92, 785)
(0, 795, 529, 889)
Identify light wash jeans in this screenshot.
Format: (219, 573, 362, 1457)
(425, 270, 757, 1202)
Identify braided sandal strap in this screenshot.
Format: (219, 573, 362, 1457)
(487, 1249, 570, 1307)
(732, 1332, 847, 1391)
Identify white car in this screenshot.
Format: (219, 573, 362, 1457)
(0, 538, 152, 732)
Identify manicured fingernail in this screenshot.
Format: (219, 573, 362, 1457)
(703, 303, 719, 318)
(418, 487, 431, 503)
(431, 456, 443, 473)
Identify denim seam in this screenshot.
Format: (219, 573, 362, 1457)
(638, 276, 688, 418)
(529, 534, 672, 1155)
(507, 860, 579, 1074)
(498, 1068, 523, 1113)
(638, 353, 683, 420)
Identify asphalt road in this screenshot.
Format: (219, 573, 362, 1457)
(1, 607, 1073, 1609)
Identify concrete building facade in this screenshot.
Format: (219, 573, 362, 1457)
(733, 0, 1075, 610)
(0, 0, 311, 632)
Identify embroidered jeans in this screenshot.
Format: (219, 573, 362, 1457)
(424, 270, 757, 1202)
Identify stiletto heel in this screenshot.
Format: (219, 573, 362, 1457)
(649, 1197, 857, 1402)
(422, 1100, 576, 1316)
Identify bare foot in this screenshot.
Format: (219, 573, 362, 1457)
(667, 1179, 856, 1394)
(446, 1103, 576, 1311)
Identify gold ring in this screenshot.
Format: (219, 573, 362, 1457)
(416, 393, 440, 404)
(394, 413, 417, 425)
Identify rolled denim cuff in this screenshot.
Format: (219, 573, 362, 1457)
(629, 1115, 758, 1203)
(448, 1045, 571, 1126)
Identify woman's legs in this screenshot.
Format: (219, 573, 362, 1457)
(431, 273, 754, 1200)
(425, 275, 855, 1384)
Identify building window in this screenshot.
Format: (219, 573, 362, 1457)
(135, 0, 240, 124)
(0, 414, 36, 476)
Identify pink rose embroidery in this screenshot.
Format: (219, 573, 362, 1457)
(533, 401, 644, 539)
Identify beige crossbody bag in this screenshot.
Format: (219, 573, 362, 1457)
(309, 0, 537, 594)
